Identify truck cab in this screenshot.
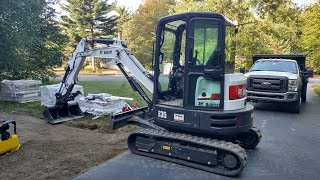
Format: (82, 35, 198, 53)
(244, 54, 313, 113)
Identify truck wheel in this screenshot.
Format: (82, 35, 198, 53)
(301, 84, 307, 102)
(291, 98, 301, 113)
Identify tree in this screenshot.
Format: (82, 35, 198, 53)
(60, 0, 117, 42)
(60, 0, 117, 71)
(122, 0, 175, 69)
(0, 0, 66, 81)
(254, 0, 303, 53)
(174, 0, 267, 69)
(301, 2, 320, 73)
(173, 0, 305, 70)
(115, 6, 132, 34)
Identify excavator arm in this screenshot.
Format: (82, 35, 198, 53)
(43, 38, 154, 124)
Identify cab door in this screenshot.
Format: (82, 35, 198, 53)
(184, 18, 225, 110)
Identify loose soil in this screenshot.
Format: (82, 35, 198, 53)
(0, 111, 131, 180)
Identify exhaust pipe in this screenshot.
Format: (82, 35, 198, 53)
(43, 103, 83, 124)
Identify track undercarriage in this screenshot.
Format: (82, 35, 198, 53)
(124, 117, 261, 177)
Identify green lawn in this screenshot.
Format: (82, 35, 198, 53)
(0, 100, 42, 118)
(77, 81, 150, 106)
(313, 84, 320, 97)
(0, 81, 150, 119)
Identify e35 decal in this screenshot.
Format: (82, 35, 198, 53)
(158, 110, 167, 119)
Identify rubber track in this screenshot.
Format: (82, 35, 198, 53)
(128, 128, 247, 176)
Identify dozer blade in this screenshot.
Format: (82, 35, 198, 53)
(43, 103, 84, 124)
(110, 107, 148, 130)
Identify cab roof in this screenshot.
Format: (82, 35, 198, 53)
(159, 12, 237, 26)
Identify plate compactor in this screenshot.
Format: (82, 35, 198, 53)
(43, 12, 261, 176)
(0, 120, 21, 155)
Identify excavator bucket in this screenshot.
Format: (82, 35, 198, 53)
(43, 103, 83, 124)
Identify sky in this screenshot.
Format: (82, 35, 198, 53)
(292, 0, 315, 6)
(116, 0, 143, 11)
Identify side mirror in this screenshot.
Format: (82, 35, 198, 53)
(306, 68, 313, 78)
(239, 67, 246, 74)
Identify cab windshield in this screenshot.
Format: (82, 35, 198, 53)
(250, 60, 298, 74)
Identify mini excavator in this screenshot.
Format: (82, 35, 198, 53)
(43, 12, 261, 176)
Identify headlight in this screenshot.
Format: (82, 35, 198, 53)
(288, 79, 298, 91)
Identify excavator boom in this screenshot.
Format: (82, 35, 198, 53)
(43, 38, 154, 124)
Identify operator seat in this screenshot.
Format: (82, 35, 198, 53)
(206, 49, 220, 67)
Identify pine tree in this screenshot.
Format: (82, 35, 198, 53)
(60, 0, 117, 71)
(60, 0, 117, 42)
(115, 6, 132, 33)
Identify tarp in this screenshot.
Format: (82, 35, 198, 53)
(1, 80, 41, 103)
(77, 93, 132, 118)
(40, 83, 84, 107)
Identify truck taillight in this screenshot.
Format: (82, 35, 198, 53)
(229, 84, 246, 100)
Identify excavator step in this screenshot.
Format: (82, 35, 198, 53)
(128, 128, 247, 177)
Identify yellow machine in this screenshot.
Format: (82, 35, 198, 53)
(0, 120, 21, 155)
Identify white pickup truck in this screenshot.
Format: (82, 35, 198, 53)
(242, 54, 313, 113)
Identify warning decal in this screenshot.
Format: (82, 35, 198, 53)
(174, 113, 184, 122)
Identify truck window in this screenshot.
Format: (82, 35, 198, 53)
(250, 60, 298, 74)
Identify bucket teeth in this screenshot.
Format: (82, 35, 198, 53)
(43, 103, 83, 124)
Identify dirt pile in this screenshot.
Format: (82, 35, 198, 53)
(0, 112, 130, 180)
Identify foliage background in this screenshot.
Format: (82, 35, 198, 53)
(0, 0, 320, 82)
(0, 0, 66, 81)
(122, 0, 320, 73)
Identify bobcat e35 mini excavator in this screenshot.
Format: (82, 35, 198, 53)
(43, 12, 261, 176)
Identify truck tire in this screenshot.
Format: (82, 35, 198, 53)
(301, 83, 307, 102)
(291, 98, 301, 113)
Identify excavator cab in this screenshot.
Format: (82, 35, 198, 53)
(154, 13, 226, 109)
(149, 13, 252, 136)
